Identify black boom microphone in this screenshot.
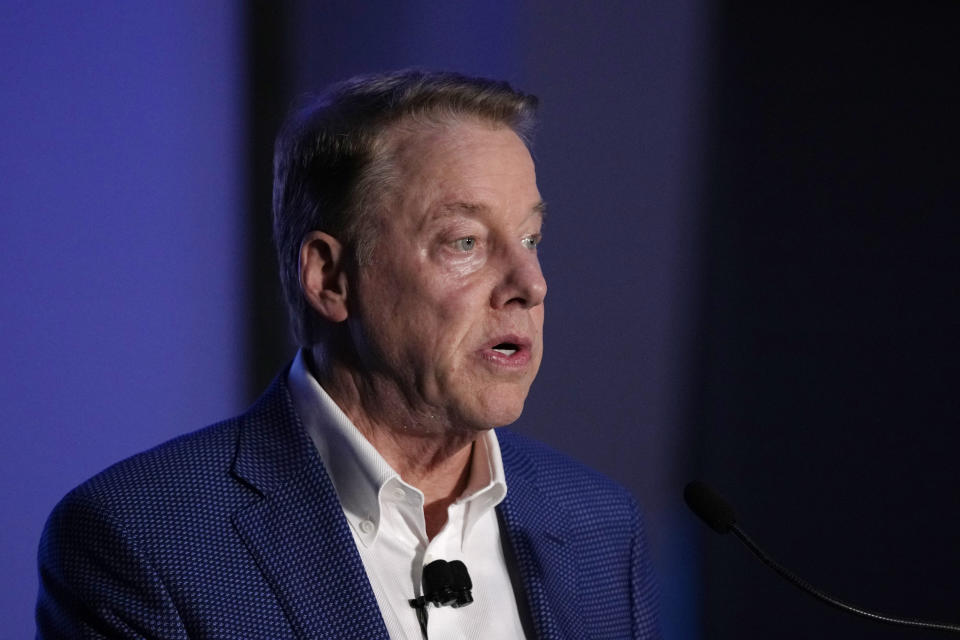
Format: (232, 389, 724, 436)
(684, 480, 960, 635)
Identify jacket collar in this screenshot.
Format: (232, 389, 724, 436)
(229, 371, 389, 640)
(498, 430, 587, 639)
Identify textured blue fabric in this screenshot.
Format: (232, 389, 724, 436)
(37, 371, 660, 639)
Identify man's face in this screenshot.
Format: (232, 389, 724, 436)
(349, 118, 546, 432)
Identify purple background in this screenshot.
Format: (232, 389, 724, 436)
(5, 2, 958, 639)
(3, 2, 246, 637)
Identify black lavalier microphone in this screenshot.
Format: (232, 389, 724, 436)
(419, 559, 474, 608)
(408, 559, 474, 639)
(684, 480, 960, 635)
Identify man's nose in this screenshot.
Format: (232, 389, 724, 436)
(491, 246, 547, 309)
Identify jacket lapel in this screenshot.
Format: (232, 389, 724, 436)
(229, 375, 389, 640)
(497, 431, 587, 640)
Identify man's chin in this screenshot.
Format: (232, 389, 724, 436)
(465, 394, 528, 430)
(439, 379, 534, 431)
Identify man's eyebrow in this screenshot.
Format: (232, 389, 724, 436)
(532, 200, 547, 220)
(436, 200, 547, 217)
(436, 201, 488, 216)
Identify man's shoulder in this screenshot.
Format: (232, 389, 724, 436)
(83, 417, 239, 487)
(54, 371, 299, 517)
(48, 417, 245, 531)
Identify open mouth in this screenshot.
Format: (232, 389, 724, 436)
(492, 342, 519, 356)
(481, 336, 532, 368)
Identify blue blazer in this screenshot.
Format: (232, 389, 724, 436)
(37, 373, 660, 639)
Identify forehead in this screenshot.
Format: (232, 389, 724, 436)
(386, 118, 536, 185)
(381, 117, 539, 210)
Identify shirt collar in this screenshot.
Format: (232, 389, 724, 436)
(287, 349, 507, 546)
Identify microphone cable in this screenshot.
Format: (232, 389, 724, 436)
(685, 480, 960, 635)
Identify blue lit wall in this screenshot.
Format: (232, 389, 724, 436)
(1, 4, 244, 636)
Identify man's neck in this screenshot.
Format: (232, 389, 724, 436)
(308, 347, 480, 538)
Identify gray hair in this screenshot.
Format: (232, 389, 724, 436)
(272, 69, 539, 347)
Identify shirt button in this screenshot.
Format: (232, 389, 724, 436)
(359, 520, 375, 534)
(391, 487, 407, 501)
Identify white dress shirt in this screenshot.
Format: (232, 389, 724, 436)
(287, 350, 527, 639)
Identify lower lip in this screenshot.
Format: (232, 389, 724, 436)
(479, 347, 532, 369)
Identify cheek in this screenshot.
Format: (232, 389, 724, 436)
(366, 280, 465, 364)
(358, 249, 490, 366)
(421, 283, 490, 366)
(428, 288, 478, 346)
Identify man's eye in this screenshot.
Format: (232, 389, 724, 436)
(521, 234, 542, 250)
(453, 237, 477, 251)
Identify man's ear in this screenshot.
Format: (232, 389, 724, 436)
(299, 231, 349, 323)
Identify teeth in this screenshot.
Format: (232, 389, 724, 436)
(493, 347, 517, 356)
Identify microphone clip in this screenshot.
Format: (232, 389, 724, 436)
(408, 560, 474, 640)
(408, 559, 474, 609)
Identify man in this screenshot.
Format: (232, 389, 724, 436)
(37, 70, 660, 639)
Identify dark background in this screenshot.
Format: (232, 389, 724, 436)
(3, 2, 957, 638)
(694, 3, 960, 637)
